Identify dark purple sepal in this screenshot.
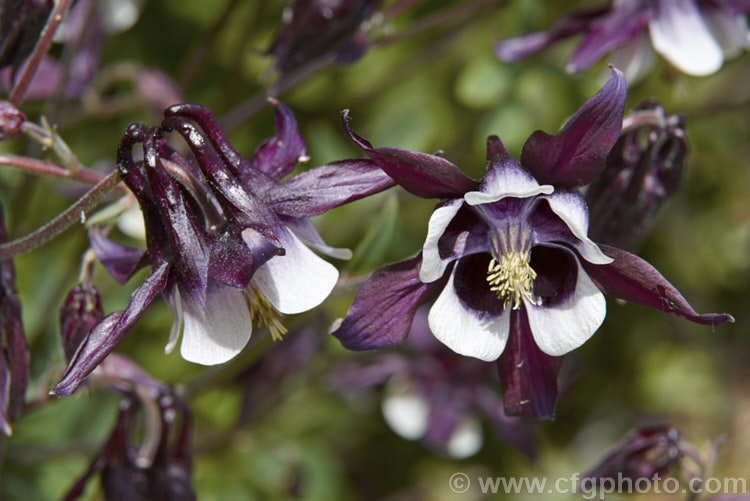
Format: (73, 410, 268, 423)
(250, 98, 307, 181)
(567, 7, 651, 72)
(52, 262, 171, 396)
(520, 68, 627, 188)
(332, 255, 445, 350)
(0, 0, 53, 75)
(342, 110, 478, 199)
(60, 285, 104, 363)
(583, 244, 734, 326)
(495, 6, 608, 62)
(88, 226, 147, 284)
(499, 309, 563, 420)
(266, 158, 396, 217)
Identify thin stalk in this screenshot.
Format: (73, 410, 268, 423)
(0, 170, 121, 258)
(9, 0, 75, 106)
(0, 153, 126, 190)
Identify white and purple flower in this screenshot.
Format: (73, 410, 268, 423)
(53, 100, 395, 396)
(332, 68, 734, 418)
(495, 0, 750, 79)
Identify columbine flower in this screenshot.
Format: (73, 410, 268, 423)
(332, 68, 733, 418)
(586, 99, 686, 251)
(268, 0, 383, 78)
(64, 354, 195, 501)
(330, 308, 536, 459)
(53, 100, 394, 396)
(0, 203, 29, 436)
(495, 0, 750, 79)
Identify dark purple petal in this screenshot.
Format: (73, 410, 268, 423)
(266, 158, 396, 217)
(567, 6, 651, 72)
(332, 255, 445, 350)
(520, 68, 627, 188)
(342, 110, 478, 199)
(498, 309, 563, 419)
(89, 226, 147, 284)
(60, 286, 104, 363)
(495, 6, 608, 62)
(582, 245, 734, 326)
(250, 98, 307, 181)
(208, 226, 281, 289)
(0, 0, 53, 75)
(52, 262, 170, 396)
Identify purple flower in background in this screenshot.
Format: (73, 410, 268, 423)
(332, 68, 734, 418)
(268, 0, 383, 78)
(582, 426, 682, 485)
(0, 0, 52, 76)
(0, 204, 29, 436)
(52, 100, 394, 396)
(587, 99, 686, 251)
(64, 355, 195, 501)
(495, 0, 750, 79)
(330, 309, 536, 459)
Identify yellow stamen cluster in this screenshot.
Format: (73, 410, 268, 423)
(486, 252, 540, 310)
(247, 286, 287, 341)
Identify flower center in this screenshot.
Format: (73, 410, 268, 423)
(246, 286, 287, 341)
(486, 251, 540, 310)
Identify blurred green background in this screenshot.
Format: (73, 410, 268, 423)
(1, 0, 749, 499)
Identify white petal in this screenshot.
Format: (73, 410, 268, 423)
(446, 416, 483, 459)
(702, 6, 750, 58)
(544, 191, 613, 265)
(116, 204, 147, 240)
(252, 229, 338, 315)
(420, 199, 463, 283)
(164, 287, 183, 354)
(428, 268, 510, 362)
(648, 0, 723, 76)
(610, 32, 657, 83)
(465, 163, 553, 205)
(381, 377, 429, 441)
(526, 259, 606, 356)
(179, 284, 253, 365)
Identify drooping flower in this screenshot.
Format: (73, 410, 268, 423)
(495, 0, 750, 79)
(0, 203, 29, 436)
(330, 308, 536, 459)
(332, 68, 734, 418)
(52, 100, 394, 396)
(63, 354, 195, 501)
(268, 0, 383, 79)
(587, 99, 686, 251)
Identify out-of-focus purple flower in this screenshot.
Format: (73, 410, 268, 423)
(582, 426, 682, 484)
(330, 308, 536, 459)
(268, 0, 383, 78)
(495, 0, 750, 79)
(60, 285, 104, 363)
(52, 100, 394, 396)
(0, 0, 53, 76)
(64, 354, 195, 501)
(0, 204, 29, 436)
(0, 100, 24, 140)
(587, 100, 686, 251)
(332, 68, 733, 419)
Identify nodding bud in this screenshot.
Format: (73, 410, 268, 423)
(60, 286, 104, 363)
(586, 100, 686, 252)
(582, 426, 682, 485)
(0, 0, 54, 76)
(0, 101, 25, 140)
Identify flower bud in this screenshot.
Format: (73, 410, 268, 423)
(586, 100, 686, 251)
(0, 101, 25, 140)
(60, 285, 104, 363)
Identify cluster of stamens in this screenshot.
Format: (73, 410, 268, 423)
(246, 286, 287, 341)
(486, 251, 540, 310)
